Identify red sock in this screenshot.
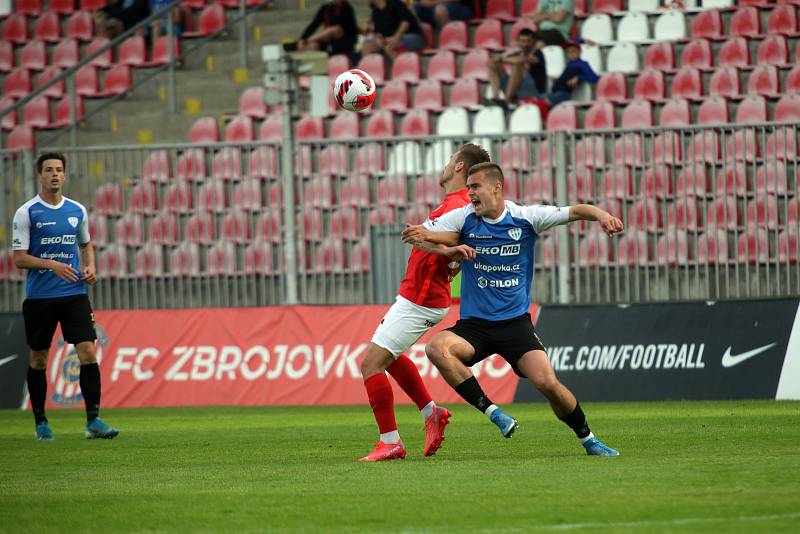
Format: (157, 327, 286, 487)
(387, 354, 433, 411)
(364, 373, 397, 434)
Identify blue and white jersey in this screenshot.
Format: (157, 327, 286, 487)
(424, 200, 570, 321)
(12, 195, 90, 299)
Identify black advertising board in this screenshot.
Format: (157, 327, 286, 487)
(515, 299, 799, 402)
(0, 313, 29, 409)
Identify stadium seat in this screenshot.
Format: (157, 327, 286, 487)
(708, 67, 741, 98)
(390, 52, 420, 84)
(85, 37, 112, 68)
(318, 144, 349, 177)
(232, 180, 264, 212)
(597, 72, 628, 103)
(654, 9, 686, 41)
(606, 43, 639, 73)
(97, 244, 127, 278)
(186, 213, 216, 245)
(400, 109, 431, 136)
(665, 198, 701, 231)
(170, 243, 201, 276)
(747, 65, 780, 97)
(7, 125, 35, 150)
(696, 229, 730, 265)
(680, 39, 713, 71)
(436, 107, 470, 135)
(206, 242, 237, 276)
(312, 238, 346, 274)
(585, 101, 616, 129)
(450, 78, 481, 109)
(244, 241, 274, 275)
(197, 181, 227, 213)
(542, 46, 566, 80)
(775, 94, 800, 121)
(602, 167, 632, 199)
(142, 150, 171, 182)
(755, 36, 789, 68)
(627, 198, 663, 233)
(22, 96, 51, 128)
(718, 37, 751, 68)
(690, 8, 723, 39)
(582, 44, 604, 76)
(676, 164, 710, 197)
(716, 163, 752, 196)
(356, 53, 386, 85)
(520, 0, 539, 17)
(184, 4, 226, 37)
(755, 161, 790, 196)
(94, 183, 122, 216)
(297, 209, 324, 242)
(377, 176, 407, 207)
(577, 230, 612, 267)
(52, 40, 79, 71)
(1, 97, 18, 130)
(212, 147, 242, 180)
(473, 19, 504, 50)
(224, 115, 254, 142)
(485, 0, 516, 20)
(574, 136, 606, 169)
(387, 142, 423, 175)
(735, 96, 768, 123)
(499, 138, 530, 170)
(659, 98, 691, 127)
(767, 4, 798, 36)
(765, 128, 798, 160)
(176, 149, 206, 181)
(472, 106, 506, 138)
(89, 214, 107, 248)
(778, 229, 799, 263)
(259, 113, 283, 141)
(737, 229, 770, 264)
(643, 166, 673, 199)
(633, 70, 666, 101)
(621, 100, 653, 128)
(617, 12, 650, 43)
(329, 111, 359, 139)
(746, 196, 780, 229)
(697, 96, 729, 124)
(524, 170, 554, 204)
(296, 115, 324, 140)
(581, 14, 613, 44)
(788, 199, 800, 228)
(303, 177, 335, 208)
(416, 176, 443, 205)
(189, 116, 219, 144)
(52, 95, 83, 128)
(593, 0, 623, 13)
(545, 103, 577, 131)
(103, 64, 132, 96)
(438, 21, 468, 51)
(0, 42, 12, 73)
(4, 69, 32, 99)
(149, 36, 179, 66)
(368, 206, 396, 226)
(66, 11, 94, 41)
(652, 132, 682, 164)
(365, 109, 395, 137)
(567, 170, 594, 202)
(129, 183, 158, 214)
(340, 177, 370, 207)
(509, 19, 538, 42)
(427, 50, 457, 82)
(220, 212, 250, 245)
(2, 13, 28, 44)
(16, 0, 43, 15)
(730, 7, 762, 38)
(37, 66, 65, 98)
(248, 146, 278, 180)
(688, 130, 721, 162)
(461, 48, 491, 81)
(615, 133, 644, 166)
(671, 68, 703, 100)
(643, 42, 674, 72)
(34, 12, 61, 43)
(134, 243, 164, 278)
(148, 212, 178, 245)
(509, 104, 542, 133)
(413, 80, 444, 112)
(616, 230, 651, 267)
(327, 54, 350, 79)
(161, 182, 193, 214)
(330, 207, 361, 241)
(115, 213, 145, 246)
(81, 0, 108, 9)
(656, 230, 690, 266)
(356, 143, 385, 176)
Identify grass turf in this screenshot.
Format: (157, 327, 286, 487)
(0, 401, 798, 533)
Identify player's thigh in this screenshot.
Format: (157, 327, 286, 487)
(427, 329, 477, 364)
(517, 349, 558, 388)
(22, 298, 60, 351)
(58, 295, 97, 347)
(371, 297, 448, 359)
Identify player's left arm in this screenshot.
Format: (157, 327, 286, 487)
(78, 207, 97, 285)
(568, 204, 624, 236)
(413, 241, 476, 261)
(402, 205, 468, 246)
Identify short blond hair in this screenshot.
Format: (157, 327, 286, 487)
(467, 162, 504, 184)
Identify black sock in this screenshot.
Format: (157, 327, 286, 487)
(454, 376, 494, 413)
(559, 402, 591, 439)
(80, 363, 101, 422)
(27, 367, 48, 424)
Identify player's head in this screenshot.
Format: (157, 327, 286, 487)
(466, 162, 505, 218)
(36, 152, 66, 194)
(440, 143, 491, 188)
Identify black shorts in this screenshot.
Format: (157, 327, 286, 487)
(445, 312, 545, 377)
(22, 294, 96, 351)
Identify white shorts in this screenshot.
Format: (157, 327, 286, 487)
(371, 295, 449, 359)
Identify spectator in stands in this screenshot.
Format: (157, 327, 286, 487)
(543, 41, 598, 108)
(149, 0, 185, 45)
(413, 0, 472, 29)
(489, 29, 546, 106)
(298, 0, 359, 58)
(362, 0, 425, 60)
(527, 0, 573, 45)
(95, 0, 150, 39)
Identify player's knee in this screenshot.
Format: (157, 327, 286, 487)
(75, 343, 97, 365)
(532, 374, 560, 395)
(425, 336, 449, 364)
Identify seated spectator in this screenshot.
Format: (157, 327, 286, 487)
(489, 29, 546, 105)
(95, 0, 150, 39)
(298, 0, 359, 58)
(362, 0, 425, 60)
(150, 0, 185, 45)
(543, 41, 598, 108)
(413, 0, 472, 29)
(528, 0, 573, 46)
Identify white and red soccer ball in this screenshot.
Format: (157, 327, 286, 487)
(333, 69, 376, 112)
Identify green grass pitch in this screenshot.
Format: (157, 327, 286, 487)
(1, 401, 798, 533)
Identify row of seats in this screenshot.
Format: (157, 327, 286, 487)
(7, 0, 258, 16)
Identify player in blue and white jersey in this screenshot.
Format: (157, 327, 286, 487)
(12, 153, 119, 441)
(402, 162, 622, 456)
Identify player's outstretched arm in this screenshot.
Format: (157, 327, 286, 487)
(415, 242, 476, 261)
(402, 224, 461, 246)
(568, 204, 624, 237)
(12, 251, 79, 281)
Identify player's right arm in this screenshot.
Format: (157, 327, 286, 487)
(413, 241, 476, 261)
(11, 207, 79, 281)
(568, 204, 624, 236)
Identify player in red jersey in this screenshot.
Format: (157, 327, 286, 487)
(359, 144, 490, 462)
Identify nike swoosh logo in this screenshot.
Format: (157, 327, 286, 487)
(0, 355, 18, 368)
(721, 343, 777, 368)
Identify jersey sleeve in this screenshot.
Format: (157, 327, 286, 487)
(521, 204, 571, 234)
(11, 206, 30, 251)
(78, 204, 91, 244)
(422, 205, 468, 233)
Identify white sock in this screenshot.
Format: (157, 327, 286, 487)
(484, 404, 498, 418)
(580, 432, 595, 444)
(421, 401, 435, 421)
(380, 430, 401, 444)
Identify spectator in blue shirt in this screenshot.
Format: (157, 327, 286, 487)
(150, 0, 185, 47)
(544, 41, 598, 108)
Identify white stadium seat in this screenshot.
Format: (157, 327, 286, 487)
(472, 106, 506, 135)
(581, 14, 614, 44)
(654, 9, 686, 41)
(582, 44, 604, 75)
(509, 104, 543, 133)
(436, 107, 470, 136)
(387, 141, 422, 175)
(606, 42, 640, 73)
(702, 0, 732, 7)
(542, 45, 566, 80)
(617, 12, 651, 43)
(628, 0, 660, 10)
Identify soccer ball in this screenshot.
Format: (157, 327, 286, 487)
(333, 69, 376, 112)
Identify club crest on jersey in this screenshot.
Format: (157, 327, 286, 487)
(50, 323, 108, 406)
(508, 228, 522, 241)
(68, 216, 79, 228)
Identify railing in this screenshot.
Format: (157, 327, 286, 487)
(1, 120, 798, 311)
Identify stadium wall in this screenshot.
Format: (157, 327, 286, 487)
(2, 299, 798, 410)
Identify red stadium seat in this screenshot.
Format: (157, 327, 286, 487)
(49, 0, 76, 14)
(659, 98, 691, 127)
(688, 131, 721, 163)
(737, 229, 770, 264)
(438, 21, 469, 52)
(212, 147, 242, 181)
(765, 128, 798, 160)
(37, 66, 65, 98)
(616, 230, 650, 266)
(4, 69, 32, 99)
(730, 7, 762, 38)
(756, 36, 789, 67)
(312, 238, 346, 274)
(97, 244, 127, 278)
(643, 42, 675, 72)
(2, 14, 29, 44)
(129, 182, 158, 215)
(584, 101, 616, 129)
(224, 115, 254, 142)
(690, 9, 723, 39)
(34, 12, 61, 43)
(220, 212, 250, 245)
(365, 110, 396, 137)
(134, 243, 164, 278)
(420, 22, 434, 48)
(633, 70, 665, 101)
(697, 96, 729, 125)
(643, 166, 673, 199)
(377, 175, 407, 206)
(74, 65, 101, 97)
(150, 36, 179, 66)
(327, 54, 350, 79)
(170, 243, 201, 276)
(786, 65, 800, 95)
(118, 35, 147, 67)
(142, 150, 171, 182)
(85, 37, 112, 68)
(775, 94, 800, 121)
(545, 104, 577, 131)
(318, 144, 349, 176)
(652, 132, 682, 165)
(94, 183, 122, 216)
(81, 0, 108, 10)
(708, 67, 741, 98)
(614, 134, 644, 166)
(248, 146, 278, 180)
(500, 138, 531, 170)
(189, 116, 219, 144)
(232, 180, 265, 211)
(680, 39, 713, 71)
(665, 199, 702, 231)
(356, 143, 384, 176)
(89, 214, 107, 248)
(716, 163, 752, 197)
(427, 50, 457, 82)
(303, 177, 334, 208)
(176, 149, 206, 182)
(259, 113, 283, 141)
(66, 11, 94, 41)
(574, 136, 605, 169)
(329, 111, 359, 139)
(735, 95, 768, 123)
(379, 80, 409, 112)
(718, 37, 750, 68)
(485, 0, 516, 20)
(567, 170, 595, 201)
(297, 209, 324, 242)
(53, 39, 80, 69)
(206, 242, 237, 275)
(330, 207, 361, 241)
(186, 213, 216, 244)
(450, 78, 480, 108)
(676, 164, 710, 198)
(244, 241, 274, 275)
(778, 229, 799, 263)
(23, 96, 51, 128)
(746, 197, 780, 229)
(524, 170, 554, 204)
(115, 214, 145, 246)
(597, 72, 628, 103)
(391, 52, 421, 83)
(413, 80, 444, 112)
(627, 199, 663, 232)
(593, 0, 623, 14)
(747, 65, 780, 97)
(238, 86, 268, 118)
(473, 19, 504, 51)
(0, 42, 12, 72)
(416, 176, 442, 205)
(767, 4, 798, 35)
(1, 97, 18, 130)
(656, 230, 691, 266)
(162, 182, 193, 213)
(697, 229, 730, 264)
(461, 49, 490, 81)
(356, 53, 386, 85)
(8, 126, 35, 149)
(16, 0, 43, 15)
(340, 177, 370, 207)
(255, 212, 281, 244)
(621, 100, 653, 128)
(671, 68, 703, 100)
(296, 115, 324, 140)
(400, 109, 431, 136)
(577, 230, 612, 267)
(103, 64, 132, 96)
(368, 207, 396, 226)
(602, 167, 632, 199)
(521, 0, 539, 17)
(52, 94, 84, 128)
(184, 4, 226, 37)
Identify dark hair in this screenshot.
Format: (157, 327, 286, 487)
(36, 152, 66, 174)
(518, 28, 537, 40)
(455, 143, 491, 176)
(467, 162, 505, 184)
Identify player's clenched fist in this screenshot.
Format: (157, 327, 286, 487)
(599, 215, 624, 237)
